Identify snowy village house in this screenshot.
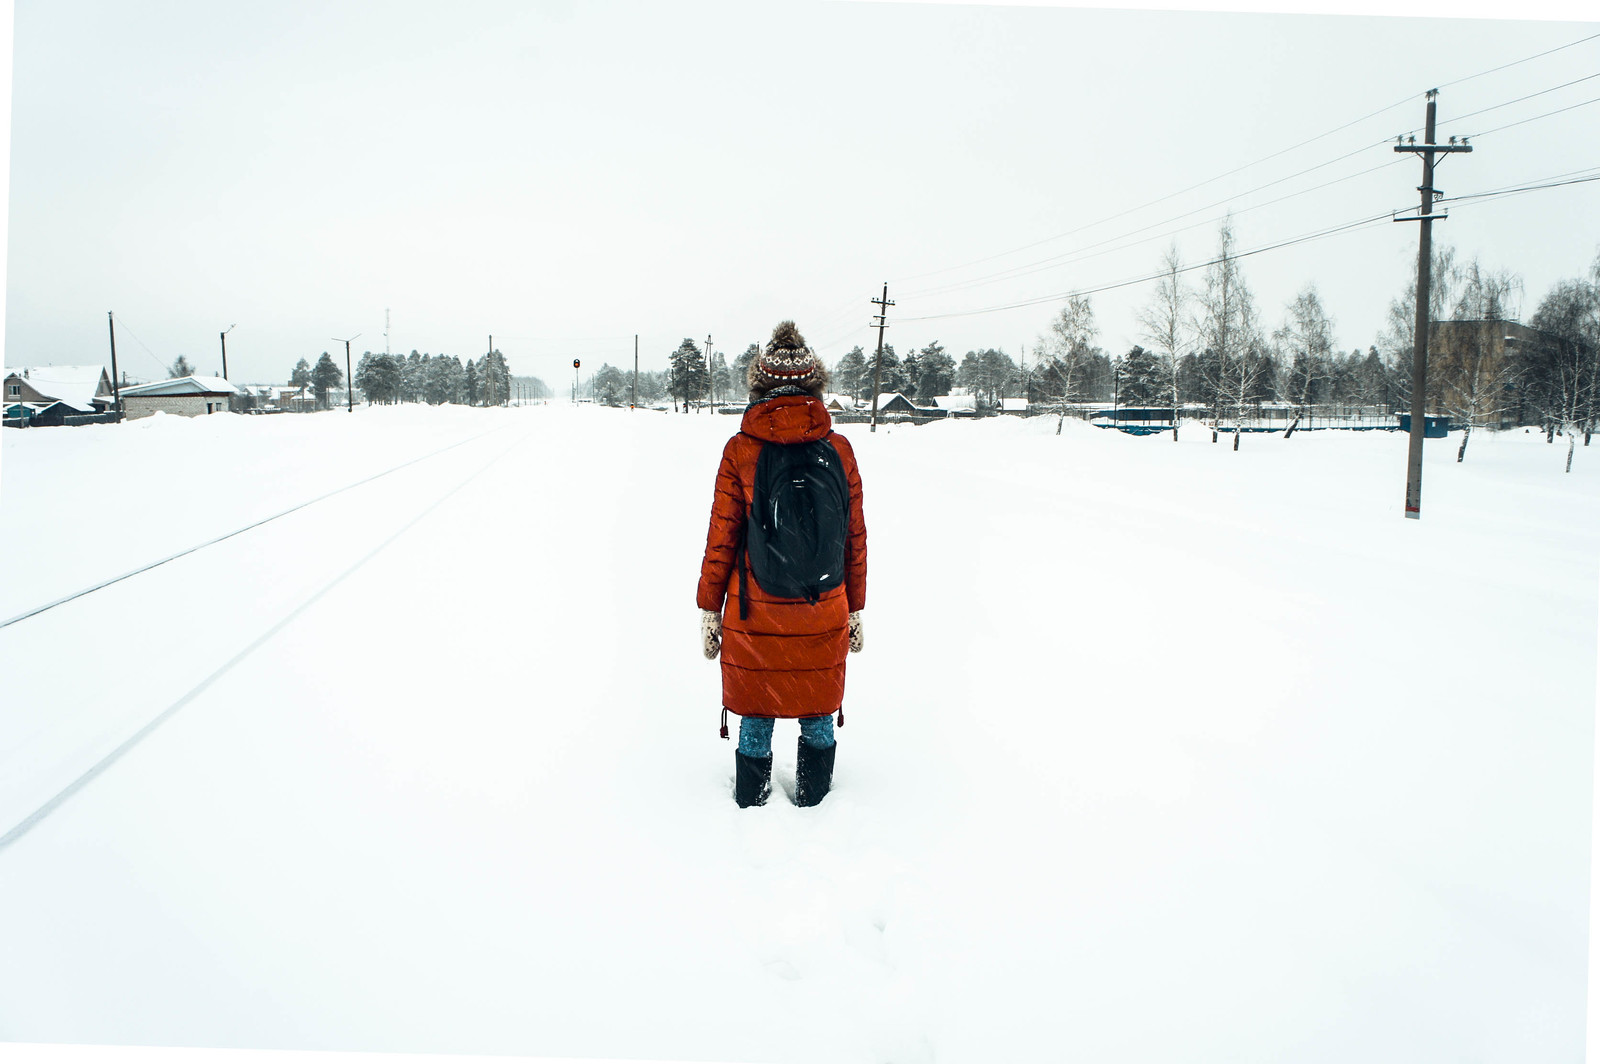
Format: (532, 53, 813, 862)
(3, 365, 117, 427)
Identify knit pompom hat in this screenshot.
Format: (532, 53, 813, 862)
(749, 320, 829, 399)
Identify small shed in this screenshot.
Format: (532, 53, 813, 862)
(1397, 413, 1450, 438)
(119, 376, 240, 419)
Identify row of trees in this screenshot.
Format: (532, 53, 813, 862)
(345, 350, 548, 407)
(923, 217, 1598, 463)
(582, 339, 747, 410)
(832, 342, 959, 401)
(289, 353, 346, 408)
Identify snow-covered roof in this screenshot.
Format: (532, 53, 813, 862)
(822, 392, 857, 409)
(873, 392, 914, 408)
(1001, 398, 1029, 411)
(119, 375, 240, 398)
(932, 394, 976, 410)
(4, 365, 111, 412)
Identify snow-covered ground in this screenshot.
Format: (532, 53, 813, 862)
(0, 405, 1594, 1063)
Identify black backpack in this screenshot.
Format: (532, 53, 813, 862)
(737, 436, 850, 618)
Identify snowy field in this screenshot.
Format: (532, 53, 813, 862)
(0, 404, 1595, 1063)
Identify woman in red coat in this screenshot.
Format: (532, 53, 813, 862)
(698, 321, 867, 808)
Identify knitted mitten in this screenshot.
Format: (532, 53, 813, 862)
(848, 611, 863, 653)
(701, 609, 723, 660)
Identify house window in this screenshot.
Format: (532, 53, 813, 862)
(6, 384, 17, 397)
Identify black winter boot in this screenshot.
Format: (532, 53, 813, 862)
(794, 739, 836, 807)
(734, 751, 773, 808)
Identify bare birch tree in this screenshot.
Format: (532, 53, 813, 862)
(1434, 259, 1522, 462)
(1273, 286, 1335, 439)
(1379, 244, 1460, 416)
(1036, 294, 1098, 435)
(1195, 218, 1264, 449)
(1138, 243, 1189, 442)
(1528, 274, 1600, 472)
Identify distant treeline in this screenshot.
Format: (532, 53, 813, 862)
(341, 350, 550, 406)
(824, 231, 1599, 450)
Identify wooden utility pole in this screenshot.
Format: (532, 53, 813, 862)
(633, 334, 639, 409)
(706, 334, 714, 411)
(1394, 89, 1472, 520)
(870, 283, 894, 433)
(219, 325, 234, 381)
(332, 334, 360, 412)
(107, 312, 122, 414)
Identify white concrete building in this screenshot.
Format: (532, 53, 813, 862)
(118, 376, 240, 419)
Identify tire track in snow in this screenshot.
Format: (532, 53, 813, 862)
(0, 429, 534, 856)
(0, 423, 510, 632)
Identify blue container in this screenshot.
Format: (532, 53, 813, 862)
(1397, 413, 1450, 438)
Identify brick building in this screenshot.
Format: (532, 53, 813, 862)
(118, 375, 240, 419)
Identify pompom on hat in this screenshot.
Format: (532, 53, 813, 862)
(749, 320, 829, 399)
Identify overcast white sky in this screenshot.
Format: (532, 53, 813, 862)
(4, 0, 1597, 385)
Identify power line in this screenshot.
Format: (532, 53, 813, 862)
(913, 69, 1596, 304)
(898, 212, 1398, 324)
(897, 160, 1598, 327)
(1437, 30, 1600, 91)
(891, 103, 1410, 288)
(105, 316, 173, 376)
(1443, 70, 1600, 127)
(886, 31, 1600, 291)
(902, 154, 1407, 301)
(1440, 167, 1600, 205)
(1471, 91, 1600, 137)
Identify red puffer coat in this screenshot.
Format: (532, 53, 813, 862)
(697, 394, 867, 718)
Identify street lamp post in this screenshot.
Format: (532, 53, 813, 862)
(220, 324, 236, 411)
(333, 334, 361, 412)
(220, 324, 235, 380)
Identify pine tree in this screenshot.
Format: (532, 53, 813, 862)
(1118, 346, 1164, 406)
(901, 350, 922, 398)
(476, 350, 510, 406)
(916, 342, 955, 398)
(874, 344, 903, 396)
(290, 358, 312, 389)
(669, 338, 709, 411)
(170, 355, 197, 379)
(834, 346, 868, 401)
(312, 351, 343, 408)
(732, 344, 759, 396)
(710, 352, 732, 405)
(354, 353, 374, 404)
(592, 363, 627, 405)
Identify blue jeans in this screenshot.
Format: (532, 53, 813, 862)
(738, 714, 835, 758)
